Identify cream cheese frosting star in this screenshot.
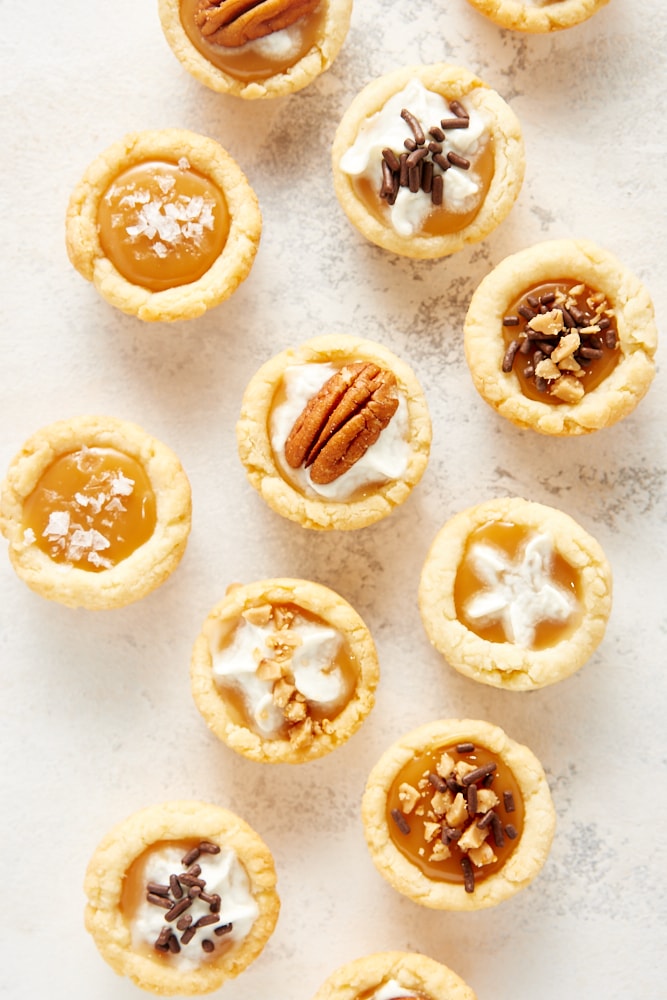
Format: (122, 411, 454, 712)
(463, 532, 577, 647)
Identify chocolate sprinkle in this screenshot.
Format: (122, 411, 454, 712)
(391, 808, 411, 835)
(503, 790, 516, 813)
(505, 824, 518, 840)
(181, 846, 201, 867)
(462, 762, 497, 786)
(456, 742, 475, 753)
(461, 856, 475, 893)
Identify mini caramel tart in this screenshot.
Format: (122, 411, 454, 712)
(66, 129, 261, 322)
(464, 239, 657, 434)
(84, 801, 279, 995)
(310, 951, 476, 1000)
(237, 334, 431, 530)
(362, 719, 556, 910)
(465, 0, 610, 33)
(191, 578, 379, 763)
(158, 0, 352, 99)
(418, 497, 612, 691)
(0, 416, 191, 610)
(332, 64, 524, 259)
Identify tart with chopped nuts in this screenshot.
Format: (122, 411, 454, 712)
(310, 951, 477, 1000)
(158, 0, 352, 99)
(418, 497, 612, 691)
(191, 578, 379, 763)
(362, 719, 556, 910)
(463, 239, 657, 434)
(66, 129, 261, 322)
(331, 64, 524, 258)
(84, 801, 279, 995)
(0, 415, 191, 610)
(465, 0, 610, 33)
(236, 334, 431, 530)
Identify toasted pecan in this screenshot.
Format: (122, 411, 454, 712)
(284, 362, 399, 484)
(195, 0, 320, 48)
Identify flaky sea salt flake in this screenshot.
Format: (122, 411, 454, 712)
(43, 510, 70, 539)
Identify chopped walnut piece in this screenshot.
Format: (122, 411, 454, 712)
(535, 358, 561, 381)
(272, 677, 296, 709)
(551, 331, 581, 364)
(445, 792, 468, 827)
(284, 699, 307, 723)
(398, 782, 421, 814)
(550, 374, 585, 403)
(476, 789, 499, 813)
(558, 356, 583, 374)
(454, 760, 477, 782)
(430, 789, 454, 816)
(527, 308, 564, 339)
(429, 841, 451, 863)
(256, 658, 283, 681)
(423, 821, 441, 843)
(436, 751, 456, 777)
(273, 606, 295, 630)
(458, 821, 488, 852)
(469, 841, 497, 868)
(287, 716, 313, 747)
(242, 603, 273, 626)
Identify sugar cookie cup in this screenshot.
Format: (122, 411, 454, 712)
(463, 240, 657, 435)
(332, 63, 524, 259)
(418, 497, 612, 691)
(465, 0, 611, 33)
(362, 719, 556, 911)
(84, 801, 279, 995)
(310, 951, 477, 1000)
(191, 578, 380, 763)
(236, 334, 432, 530)
(0, 416, 191, 610)
(158, 0, 352, 99)
(66, 129, 261, 322)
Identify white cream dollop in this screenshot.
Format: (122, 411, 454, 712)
(130, 845, 258, 971)
(464, 532, 579, 648)
(211, 612, 349, 737)
(270, 362, 411, 501)
(371, 981, 419, 1000)
(340, 78, 489, 237)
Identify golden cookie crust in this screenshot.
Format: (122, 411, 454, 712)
(464, 239, 657, 435)
(331, 63, 525, 259)
(65, 128, 261, 322)
(362, 719, 556, 911)
(311, 950, 477, 1000)
(465, 0, 610, 33)
(418, 497, 612, 691)
(236, 334, 432, 530)
(157, 0, 352, 98)
(0, 415, 191, 610)
(191, 578, 380, 763)
(84, 801, 279, 995)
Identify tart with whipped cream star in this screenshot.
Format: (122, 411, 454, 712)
(84, 801, 279, 994)
(158, 0, 352, 99)
(310, 951, 477, 1000)
(332, 64, 524, 258)
(418, 497, 612, 690)
(0, 415, 191, 610)
(236, 334, 431, 530)
(191, 578, 379, 763)
(66, 129, 261, 321)
(465, 0, 610, 33)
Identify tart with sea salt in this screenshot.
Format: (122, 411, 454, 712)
(465, 0, 610, 33)
(362, 719, 556, 910)
(331, 64, 524, 259)
(418, 497, 612, 691)
(236, 334, 431, 530)
(158, 0, 352, 99)
(84, 801, 279, 995)
(311, 951, 477, 1000)
(191, 578, 379, 763)
(463, 239, 657, 435)
(0, 416, 191, 610)
(66, 129, 261, 322)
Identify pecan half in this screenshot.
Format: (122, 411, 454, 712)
(284, 362, 400, 485)
(195, 0, 320, 48)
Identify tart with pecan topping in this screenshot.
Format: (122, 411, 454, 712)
(464, 240, 657, 435)
(158, 0, 352, 98)
(236, 335, 431, 530)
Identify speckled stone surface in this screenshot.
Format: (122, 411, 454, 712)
(0, 2, 665, 998)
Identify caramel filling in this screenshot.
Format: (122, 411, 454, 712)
(502, 280, 620, 404)
(179, 0, 326, 81)
(97, 159, 229, 291)
(352, 135, 495, 237)
(22, 447, 156, 572)
(214, 602, 359, 742)
(387, 742, 524, 890)
(454, 521, 582, 649)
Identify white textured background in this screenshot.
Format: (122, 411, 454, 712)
(1, 1, 665, 998)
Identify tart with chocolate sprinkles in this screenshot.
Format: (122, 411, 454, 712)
(332, 63, 524, 258)
(310, 950, 477, 1000)
(84, 801, 279, 994)
(465, 0, 611, 34)
(463, 240, 657, 435)
(362, 720, 556, 911)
